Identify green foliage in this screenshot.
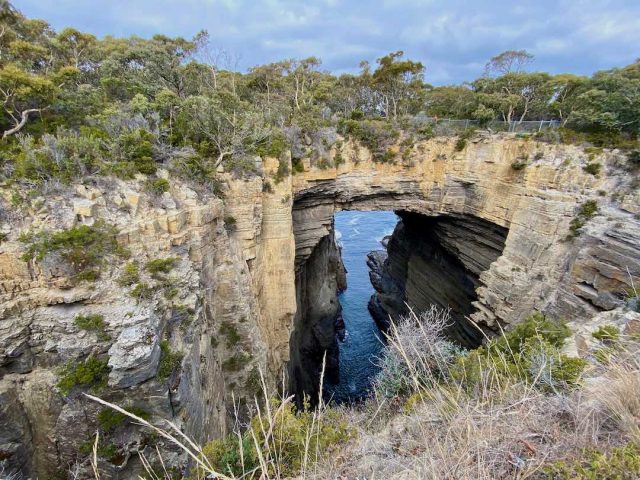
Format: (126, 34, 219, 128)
(569, 200, 598, 238)
(57, 355, 110, 396)
(222, 352, 251, 372)
(74, 313, 110, 341)
(583, 162, 602, 175)
(273, 157, 290, 184)
(156, 340, 183, 381)
(337, 119, 400, 160)
(255, 131, 288, 158)
(117, 261, 140, 286)
(542, 443, 640, 479)
(202, 434, 258, 477)
(97, 406, 150, 432)
(145, 257, 178, 276)
(145, 177, 170, 195)
(19, 222, 121, 280)
(130, 282, 152, 300)
(511, 160, 527, 170)
(219, 321, 242, 347)
(451, 313, 584, 392)
(224, 215, 237, 233)
(592, 324, 620, 343)
(202, 400, 354, 477)
(454, 129, 475, 152)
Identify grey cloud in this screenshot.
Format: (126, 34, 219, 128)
(14, 0, 640, 84)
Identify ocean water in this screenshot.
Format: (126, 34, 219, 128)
(325, 210, 399, 403)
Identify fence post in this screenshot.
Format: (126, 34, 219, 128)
(538, 120, 543, 132)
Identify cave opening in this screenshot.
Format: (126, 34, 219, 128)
(289, 207, 509, 406)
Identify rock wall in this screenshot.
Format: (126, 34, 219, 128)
(290, 134, 640, 332)
(368, 212, 508, 346)
(287, 133, 639, 397)
(0, 157, 296, 478)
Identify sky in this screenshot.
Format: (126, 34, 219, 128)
(14, 0, 640, 85)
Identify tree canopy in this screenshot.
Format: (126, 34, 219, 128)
(0, 1, 637, 190)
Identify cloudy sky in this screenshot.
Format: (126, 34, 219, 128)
(14, 0, 640, 85)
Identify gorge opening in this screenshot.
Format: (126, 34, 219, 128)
(289, 206, 510, 405)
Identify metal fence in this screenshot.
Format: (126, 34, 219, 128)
(412, 114, 560, 135)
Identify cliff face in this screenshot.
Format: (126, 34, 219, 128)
(290, 134, 639, 333)
(288, 133, 639, 397)
(368, 212, 508, 346)
(0, 157, 296, 478)
(1, 133, 639, 477)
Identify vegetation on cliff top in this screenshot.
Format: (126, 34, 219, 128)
(0, 1, 638, 194)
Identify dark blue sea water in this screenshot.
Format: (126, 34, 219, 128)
(325, 210, 399, 403)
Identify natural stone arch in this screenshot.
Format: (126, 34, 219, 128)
(285, 134, 640, 400)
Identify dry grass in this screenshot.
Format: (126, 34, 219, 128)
(81, 307, 640, 480)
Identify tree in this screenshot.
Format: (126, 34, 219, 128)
(371, 51, 425, 119)
(181, 95, 270, 168)
(55, 27, 97, 70)
(0, 63, 54, 138)
(474, 72, 552, 124)
(484, 50, 533, 77)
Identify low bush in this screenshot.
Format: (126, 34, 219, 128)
(156, 340, 183, 381)
(117, 262, 140, 286)
(542, 443, 640, 479)
(583, 162, 602, 176)
(145, 257, 178, 276)
(97, 406, 150, 432)
(592, 324, 620, 343)
(57, 355, 110, 396)
(19, 221, 123, 280)
(145, 177, 170, 195)
(130, 282, 152, 300)
(219, 321, 242, 347)
(202, 399, 354, 478)
(74, 313, 110, 341)
(568, 200, 598, 238)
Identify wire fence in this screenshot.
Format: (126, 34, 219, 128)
(412, 114, 561, 135)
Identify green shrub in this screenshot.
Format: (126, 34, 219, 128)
(57, 355, 110, 396)
(592, 324, 620, 343)
(74, 314, 110, 341)
(20, 222, 122, 280)
(222, 353, 251, 372)
(511, 160, 527, 171)
(337, 119, 400, 159)
(223, 215, 237, 233)
(219, 321, 242, 347)
(333, 151, 344, 167)
(145, 257, 178, 276)
(202, 400, 353, 478)
(451, 313, 583, 392)
(273, 157, 290, 184)
(97, 406, 150, 432)
(157, 340, 183, 381)
(568, 200, 598, 238)
(262, 180, 274, 193)
(145, 177, 170, 195)
(583, 162, 602, 176)
(255, 132, 288, 159)
(117, 262, 140, 286)
(542, 443, 640, 479)
(291, 157, 305, 173)
(454, 137, 467, 151)
(202, 434, 257, 477)
(130, 282, 152, 300)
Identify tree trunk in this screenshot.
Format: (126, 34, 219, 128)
(2, 109, 41, 140)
